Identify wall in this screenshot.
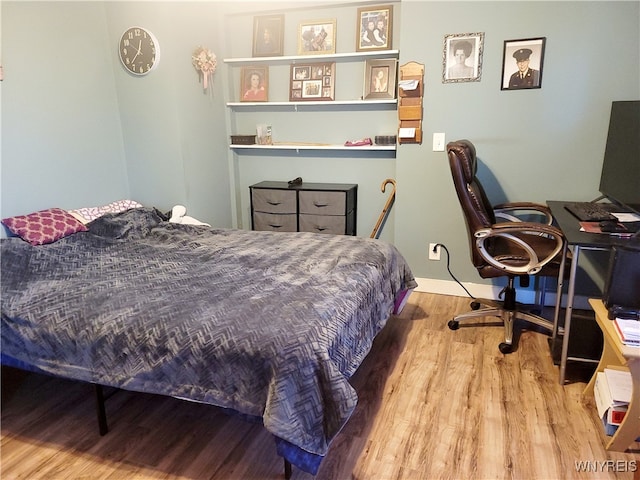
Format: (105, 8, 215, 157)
(1, 1, 232, 227)
(219, 1, 640, 297)
(2, 1, 639, 297)
(2, 2, 129, 216)
(222, 2, 401, 243)
(395, 1, 640, 296)
(104, 2, 232, 226)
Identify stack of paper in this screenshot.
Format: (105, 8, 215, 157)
(594, 368, 632, 434)
(613, 317, 640, 346)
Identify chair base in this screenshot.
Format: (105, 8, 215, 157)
(448, 292, 554, 354)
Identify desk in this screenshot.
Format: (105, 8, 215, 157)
(547, 201, 636, 384)
(584, 299, 640, 452)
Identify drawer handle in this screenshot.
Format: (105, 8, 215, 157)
(316, 227, 326, 232)
(269, 224, 283, 229)
(314, 202, 329, 208)
(267, 201, 282, 206)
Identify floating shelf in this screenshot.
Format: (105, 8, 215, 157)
(226, 99, 397, 108)
(223, 50, 399, 65)
(226, 49, 399, 157)
(229, 144, 396, 151)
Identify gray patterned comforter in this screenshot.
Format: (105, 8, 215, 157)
(1, 207, 416, 474)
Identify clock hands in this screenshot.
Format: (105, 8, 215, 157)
(130, 40, 142, 64)
(123, 39, 143, 67)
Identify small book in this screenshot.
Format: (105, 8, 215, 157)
(604, 367, 632, 404)
(613, 318, 640, 346)
(579, 221, 634, 236)
(579, 221, 605, 234)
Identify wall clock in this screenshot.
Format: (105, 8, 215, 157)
(119, 26, 160, 76)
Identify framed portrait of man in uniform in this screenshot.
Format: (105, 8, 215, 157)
(501, 37, 546, 90)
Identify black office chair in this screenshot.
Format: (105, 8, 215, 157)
(446, 139, 566, 353)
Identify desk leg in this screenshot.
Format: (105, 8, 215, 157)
(552, 242, 568, 342)
(560, 245, 580, 385)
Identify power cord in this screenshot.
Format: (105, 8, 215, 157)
(434, 243, 476, 299)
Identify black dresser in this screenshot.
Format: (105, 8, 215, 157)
(249, 181, 358, 235)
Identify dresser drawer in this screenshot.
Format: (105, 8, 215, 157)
(299, 191, 346, 216)
(252, 189, 297, 214)
(299, 214, 345, 235)
(253, 212, 297, 232)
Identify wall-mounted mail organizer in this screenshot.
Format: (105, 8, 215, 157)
(397, 61, 425, 145)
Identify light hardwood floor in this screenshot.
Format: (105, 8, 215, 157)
(1, 292, 639, 480)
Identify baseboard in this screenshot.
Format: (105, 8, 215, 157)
(414, 277, 592, 310)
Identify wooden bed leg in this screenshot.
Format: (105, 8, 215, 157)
(284, 459, 292, 480)
(95, 384, 109, 436)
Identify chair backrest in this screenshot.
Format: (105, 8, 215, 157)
(447, 139, 497, 270)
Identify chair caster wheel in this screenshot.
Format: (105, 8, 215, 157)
(470, 301, 481, 310)
(499, 342, 513, 354)
(448, 320, 459, 330)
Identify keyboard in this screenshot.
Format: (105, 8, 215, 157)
(564, 202, 617, 222)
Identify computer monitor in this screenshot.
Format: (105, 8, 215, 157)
(598, 100, 640, 214)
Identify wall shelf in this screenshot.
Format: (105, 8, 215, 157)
(225, 49, 399, 156)
(229, 144, 396, 152)
(227, 99, 397, 108)
(223, 50, 399, 65)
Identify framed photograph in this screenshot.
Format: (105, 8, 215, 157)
(240, 66, 268, 102)
(356, 5, 393, 52)
(298, 19, 336, 55)
(252, 15, 284, 57)
(289, 62, 335, 101)
(363, 59, 397, 100)
(501, 37, 546, 90)
(442, 32, 484, 83)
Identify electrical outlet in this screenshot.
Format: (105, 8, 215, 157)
(429, 243, 441, 261)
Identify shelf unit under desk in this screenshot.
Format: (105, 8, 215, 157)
(583, 299, 640, 452)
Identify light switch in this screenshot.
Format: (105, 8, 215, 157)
(433, 133, 445, 152)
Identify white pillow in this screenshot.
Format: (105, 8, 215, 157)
(169, 204, 210, 226)
(68, 199, 143, 223)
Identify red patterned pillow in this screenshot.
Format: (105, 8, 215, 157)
(2, 208, 88, 245)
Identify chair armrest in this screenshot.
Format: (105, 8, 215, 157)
(493, 202, 553, 225)
(474, 222, 565, 275)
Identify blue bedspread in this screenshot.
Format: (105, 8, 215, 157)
(1, 207, 415, 474)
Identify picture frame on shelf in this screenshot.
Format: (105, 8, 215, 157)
(356, 5, 392, 52)
(289, 62, 335, 101)
(442, 32, 484, 83)
(297, 19, 336, 55)
(240, 66, 269, 102)
(501, 37, 546, 90)
(363, 59, 397, 100)
(252, 14, 284, 57)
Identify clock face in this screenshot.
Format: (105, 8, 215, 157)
(119, 27, 160, 76)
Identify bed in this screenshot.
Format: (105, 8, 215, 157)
(0, 206, 416, 475)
